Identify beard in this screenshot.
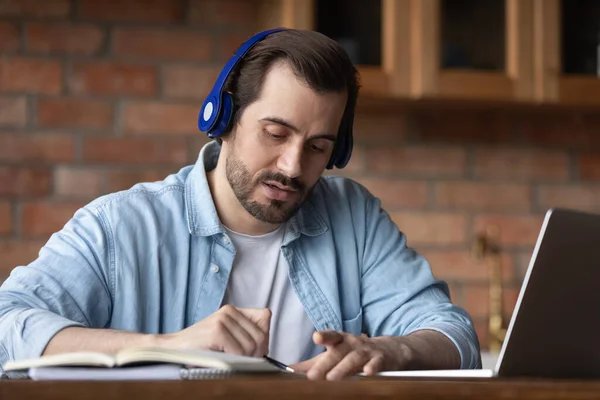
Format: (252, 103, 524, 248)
(225, 152, 307, 224)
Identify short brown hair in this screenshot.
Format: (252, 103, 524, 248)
(220, 29, 360, 142)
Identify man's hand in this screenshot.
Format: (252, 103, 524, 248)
(290, 330, 409, 380)
(159, 305, 271, 357)
(290, 329, 461, 381)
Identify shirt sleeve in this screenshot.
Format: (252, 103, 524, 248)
(359, 193, 482, 369)
(0, 206, 113, 371)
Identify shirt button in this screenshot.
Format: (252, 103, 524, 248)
(222, 236, 230, 245)
(210, 263, 220, 273)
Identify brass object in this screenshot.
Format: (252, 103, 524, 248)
(472, 225, 506, 353)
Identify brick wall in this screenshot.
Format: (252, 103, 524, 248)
(2, 0, 600, 351)
(348, 105, 600, 349)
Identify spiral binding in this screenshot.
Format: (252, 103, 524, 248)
(179, 368, 233, 380)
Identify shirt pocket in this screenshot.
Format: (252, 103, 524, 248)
(341, 309, 363, 335)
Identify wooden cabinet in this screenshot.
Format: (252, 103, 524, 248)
(257, 0, 600, 107)
(535, 0, 600, 106)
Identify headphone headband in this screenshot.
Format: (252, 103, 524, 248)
(197, 28, 353, 169)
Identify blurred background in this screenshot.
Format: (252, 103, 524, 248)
(1, 0, 600, 360)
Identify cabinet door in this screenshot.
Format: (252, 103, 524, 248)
(257, 0, 535, 102)
(413, 0, 535, 101)
(535, 0, 600, 105)
(315, 0, 390, 95)
(257, 0, 393, 96)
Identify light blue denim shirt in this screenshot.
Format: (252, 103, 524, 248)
(0, 141, 481, 372)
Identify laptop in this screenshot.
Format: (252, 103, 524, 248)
(377, 208, 600, 379)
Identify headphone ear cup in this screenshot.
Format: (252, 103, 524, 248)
(335, 127, 352, 169)
(326, 137, 340, 170)
(327, 129, 345, 169)
(327, 119, 353, 169)
(198, 94, 218, 134)
(207, 92, 234, 138)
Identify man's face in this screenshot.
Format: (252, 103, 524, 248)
(223, 61, 348, 224)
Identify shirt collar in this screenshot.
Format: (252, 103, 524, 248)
(185, 140, 327, 239)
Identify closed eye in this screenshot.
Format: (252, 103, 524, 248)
(264, 129, 286, 140)
(309, 143, 325, 153)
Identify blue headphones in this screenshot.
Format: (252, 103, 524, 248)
(197, 28, 353, 170)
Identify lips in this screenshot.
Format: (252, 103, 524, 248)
(262, 181, 298, 201)
(263, 180, 297, 192)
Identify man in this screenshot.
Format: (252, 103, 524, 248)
(0, 29, 481, 380)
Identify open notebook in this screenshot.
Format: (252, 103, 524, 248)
(2, 346, 288, 380)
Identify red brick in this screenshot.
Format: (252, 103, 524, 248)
(537, 185, 600, 214)
(25, 22, 104, 55)
(0, 201, 11, 235)
(462, 283, 521, 320)
(113, 28, 212, 61)
(473, 318, 489, 351)
(435, 181, 531, 211)
(37, 98, 113, 129)
(515, 251, 534, 281)
(0, 96, 26, 127)
(420, 249, 514, 283)
(355, 178, 429, 209)
(341, 145, 365, 174)
(123, 101, 199, 135)
(389, 212, 468, 246)
(54, 166, 104, 198)
(0, 57, 62, 94)
(188, 135, 212, 161)
(584, 115, 600, 149)
(474, 148, 569, 181)
(446, 282, 462, 304)
(78, 0, 183, 23)
(472, 214, 546, 248)
(0, 133, 74, 162)
(0, 0, 70, 18)
(162, 65, 220, 100)
(323, 148, 366, 177)
(106, 169, 171, 193)
(503, 286, 521, 321)
(0, 21, 19, 52)
(578, 154, 600, 181)
(462, 284, 489, 319)
(519, 112, 588, 150)
(70, 61, 157, 97)
(21, 201, 83, 238)
(353, 112, 406, 144)
(219, 33, 253, 61)
(0, 167, 51, 197)
(0, 240, 46, 276)
(189, 0, 258, 27)
(367, 146, 467, 177)
(82, 137, 187, 165)
(413, 109, 513, 144)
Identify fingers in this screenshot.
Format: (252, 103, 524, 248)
(306, 348, 347, 380)
(213, 313, 257, 356)
(228, 307, 271, 356)
(313, 330, 344, 346)
(325, 351, 371, 380)
(289, 352, 327, 372)
(210, 316, 246, 355)
(305, 331, 386, 380)
(238, 307, 272, 335)
(362, 355, 385, 376)
(216, 306, 270, 357)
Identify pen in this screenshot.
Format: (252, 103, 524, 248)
(263, 355, 295, 373)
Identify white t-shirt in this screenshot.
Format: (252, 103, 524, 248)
(220, 224, 322, 364)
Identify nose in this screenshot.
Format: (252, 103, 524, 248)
(276, 142, 303, 179)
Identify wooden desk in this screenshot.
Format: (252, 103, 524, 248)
(3, 376, 600, 400)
